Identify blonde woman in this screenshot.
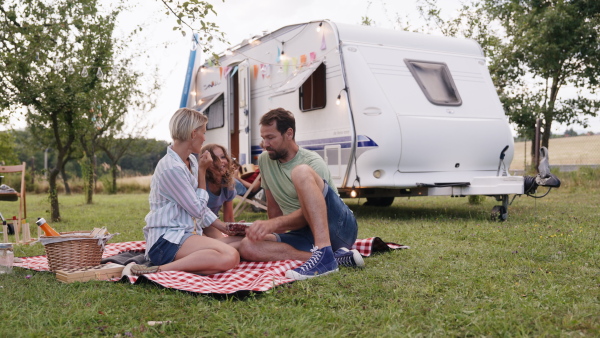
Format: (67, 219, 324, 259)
(130, 108, 240, 276)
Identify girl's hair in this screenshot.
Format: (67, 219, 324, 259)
(201, 143, 235, 188)
(169, 108, 208, 142)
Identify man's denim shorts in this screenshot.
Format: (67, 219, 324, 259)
(274, 180, 358, 252)
(148, 232, 195, 266)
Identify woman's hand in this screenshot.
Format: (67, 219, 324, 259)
(198, 150, 212, 171)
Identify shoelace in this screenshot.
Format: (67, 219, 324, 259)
(298, 246, 323, 272)
(336, 253, 354, 267)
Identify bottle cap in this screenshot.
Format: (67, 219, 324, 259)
(35, 218, 46, 226)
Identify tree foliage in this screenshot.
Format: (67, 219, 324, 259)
(0, 0, 153, 220)
(485, 0, 600, 147)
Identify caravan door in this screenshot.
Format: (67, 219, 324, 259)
(237, 60, 252, 165)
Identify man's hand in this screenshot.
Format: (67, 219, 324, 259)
(246, 219, 276, 241)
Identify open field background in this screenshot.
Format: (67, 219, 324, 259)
(512, 134, 600, 170)
(0, 170, 599, 336)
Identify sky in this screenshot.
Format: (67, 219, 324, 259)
(3, 0, 598, 140)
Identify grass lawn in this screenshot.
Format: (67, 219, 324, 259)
(0, 171, 599, 337)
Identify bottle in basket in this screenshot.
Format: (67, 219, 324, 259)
(36, 218, 60, 236)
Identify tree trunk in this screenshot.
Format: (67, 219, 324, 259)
(111, 165, 118, 194)
(542, 117, 552, 151)
(61, 165, 71, 195)
(49, 168, 61, 221)
(86, 159, 93, 204)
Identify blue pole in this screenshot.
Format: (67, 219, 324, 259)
(180, 33, 200, 108)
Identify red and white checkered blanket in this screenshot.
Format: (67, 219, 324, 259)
(15, 237, 407, 295)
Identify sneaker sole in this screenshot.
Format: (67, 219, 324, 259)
(285, 268, 339, 281)
(349, 249, 365, 268)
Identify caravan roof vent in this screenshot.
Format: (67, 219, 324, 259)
(404, 59, 462, 107)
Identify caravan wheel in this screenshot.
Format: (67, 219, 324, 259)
(364, 197, 395, 207)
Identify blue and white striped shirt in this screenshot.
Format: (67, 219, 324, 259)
(143, 146, 218, 256)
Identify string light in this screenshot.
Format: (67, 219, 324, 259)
(80, 66, 89, 77)
(316, 22, 323, 32)
(67, 64, 75, 74)
(96, 67, 104, 79)
(336, 88, 347, 106)
(200, 66, 206, 73)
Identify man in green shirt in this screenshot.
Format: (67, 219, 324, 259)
(239, 108, 363, 280)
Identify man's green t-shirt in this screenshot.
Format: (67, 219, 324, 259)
(259, 147, 338, 215)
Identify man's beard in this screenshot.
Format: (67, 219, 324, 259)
(267, 147, 287, 161)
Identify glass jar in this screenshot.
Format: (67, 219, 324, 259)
(0, 243, 14, 274)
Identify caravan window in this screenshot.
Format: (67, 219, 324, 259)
(299, 63, 326, 111)
(405, 59, 462, 106)
(199, 94, 225, 130)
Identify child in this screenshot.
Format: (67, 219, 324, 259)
(201, 144, 237, 222)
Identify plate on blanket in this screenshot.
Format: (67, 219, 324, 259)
(224, 222, 252, 236)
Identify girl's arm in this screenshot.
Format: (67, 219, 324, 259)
(222, 200, 234, 222)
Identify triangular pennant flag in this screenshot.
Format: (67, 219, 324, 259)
(283, 59, 289, 75)
(276, 47, 281, 63)
(219, 67, 223, 79)
(300, 55, 307, 67)
(321, 33, 327, 50)
(253, 64, 259, 79)
(230, 66, 238, 77)
(310, 52, 316, 63)
(224, 66, 232, 76)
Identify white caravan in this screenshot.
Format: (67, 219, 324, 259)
(183, 20, 559, 220)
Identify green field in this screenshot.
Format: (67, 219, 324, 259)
(512, 134, 600, 170)
(0, 170, 599, 337)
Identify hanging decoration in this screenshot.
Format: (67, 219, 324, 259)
(310, 52, 316, 63)
(80, 66, 89, 77)
(300, 54, 307, 67)
(276, 47, 281, 63)
(90, 104, 104, 130)
(96, 67, 104, 79)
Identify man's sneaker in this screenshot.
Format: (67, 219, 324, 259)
(334, 247, 365, 268)
(285, 246, 338, 281)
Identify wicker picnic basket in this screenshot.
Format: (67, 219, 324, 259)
(40, 231, 115, 272)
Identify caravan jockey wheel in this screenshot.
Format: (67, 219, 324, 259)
(490, 205, 507, 222)
(491, 195, 509, 222)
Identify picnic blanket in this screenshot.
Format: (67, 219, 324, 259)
(15, 237, 408, 296)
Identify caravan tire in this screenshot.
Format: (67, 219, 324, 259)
(364, 197, 395, 207)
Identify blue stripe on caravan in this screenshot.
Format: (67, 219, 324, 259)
(250, 135, 378, 155)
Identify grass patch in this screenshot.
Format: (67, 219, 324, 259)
(0, 178, 599, 336)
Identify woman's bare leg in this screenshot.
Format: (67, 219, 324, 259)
(159, 235, 240, 275)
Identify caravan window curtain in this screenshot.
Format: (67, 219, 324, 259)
(205, 95, 224, 130)
(192, 93, 225, 130)
(404, 59, 462, 106)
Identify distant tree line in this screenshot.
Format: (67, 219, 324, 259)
(2, 129, 168, 178)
